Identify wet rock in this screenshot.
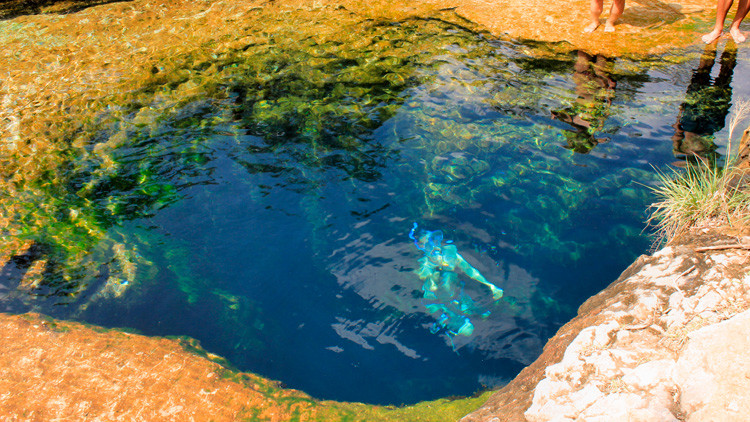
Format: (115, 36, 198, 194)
(0, 312, 488, 421)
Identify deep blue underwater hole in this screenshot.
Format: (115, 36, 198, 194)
(3, 18, 750, 405)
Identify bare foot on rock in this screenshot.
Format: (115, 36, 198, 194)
(604, 23, 615, 32)
(584, 21, 599, 33)
(702, 29, 723, 44)
(730, 28, 746, 43)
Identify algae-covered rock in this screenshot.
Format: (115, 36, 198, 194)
(0, 311, 493, 421)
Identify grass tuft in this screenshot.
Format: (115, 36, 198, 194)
(648, 162, 750, 244)
(648, 104, 750, 245)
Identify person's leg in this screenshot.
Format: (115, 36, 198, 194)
(604, 0, 626, 31)
(585, 0, 604, 32)
(703, 0, 735, 43)
(729, 0, 750, 42)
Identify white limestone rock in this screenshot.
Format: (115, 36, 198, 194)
(672, 309, 750, 421)
(622, 359, 675, 390)
(694, 290, 722, 314)
(582, 350, 620, 379)
(577, 393, 678, 422)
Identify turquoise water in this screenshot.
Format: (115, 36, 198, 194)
(2, 19, 750, 405)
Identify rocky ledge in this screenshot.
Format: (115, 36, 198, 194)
(0, 312, 488, 421)
(463, 232, 750, 421)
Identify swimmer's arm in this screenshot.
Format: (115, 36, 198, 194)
(457, 256, 503, 299)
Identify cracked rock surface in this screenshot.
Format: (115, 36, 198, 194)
(462, 233, 750, 422)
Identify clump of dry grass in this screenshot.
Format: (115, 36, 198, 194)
(648, 102, 750, 245)
(648, 160, 750, 242)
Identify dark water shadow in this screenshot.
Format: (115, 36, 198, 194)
(551, 51, 617, 154)
(671, 42, 737, 165)
(0, 243, 44, 286)
(0, 0, 132, 20)
(0, 243, 46, 312)
(620, 0, 685, 28)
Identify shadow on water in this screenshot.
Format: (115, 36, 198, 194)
(552, 51, 618, 154)
(0, 11, 745, 405)
(0, 243, 45, 311)
(620, 0, 685, 28)
(0, 0, 131, 20)
(671, 42, 738, 166)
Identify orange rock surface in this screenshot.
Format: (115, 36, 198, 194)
(0, 312, 490, 420)
(0, 313, 319, 420)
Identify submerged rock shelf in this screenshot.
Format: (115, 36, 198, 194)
(0, 311, 489, 420)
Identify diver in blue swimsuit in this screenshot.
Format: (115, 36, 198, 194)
(410, 223, 503, 337)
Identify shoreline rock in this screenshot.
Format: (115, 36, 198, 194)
(0, 312, 489, 420)
(462, 233, 750, 421)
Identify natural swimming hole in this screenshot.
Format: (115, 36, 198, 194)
(2, 16, 750, 406)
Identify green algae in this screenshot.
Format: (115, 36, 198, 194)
(0, 7, 665, 316)
(320, 391, 494, 422)
(0, 3, 681, 412)
(0, 16, 457, 305)
(219, 365, 493, 422)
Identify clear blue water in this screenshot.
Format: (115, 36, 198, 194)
(3, 19, 750, 405)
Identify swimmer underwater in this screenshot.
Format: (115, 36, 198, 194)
(409, 223, 503, 339)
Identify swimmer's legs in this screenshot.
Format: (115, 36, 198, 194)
(456, 319, 474, 336)
(454, 292, 490, 318)
(585, 0, 604, 32)
(425, 303, 445, 314)
(703, 0, 735, 43)
(729, 0, 750, 42)
(446, 314, 474, 336)
(604, 0, 626, 32)
(431, 312, 474, 336)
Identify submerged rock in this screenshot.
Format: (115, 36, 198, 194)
(0, 312, 490, 421)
